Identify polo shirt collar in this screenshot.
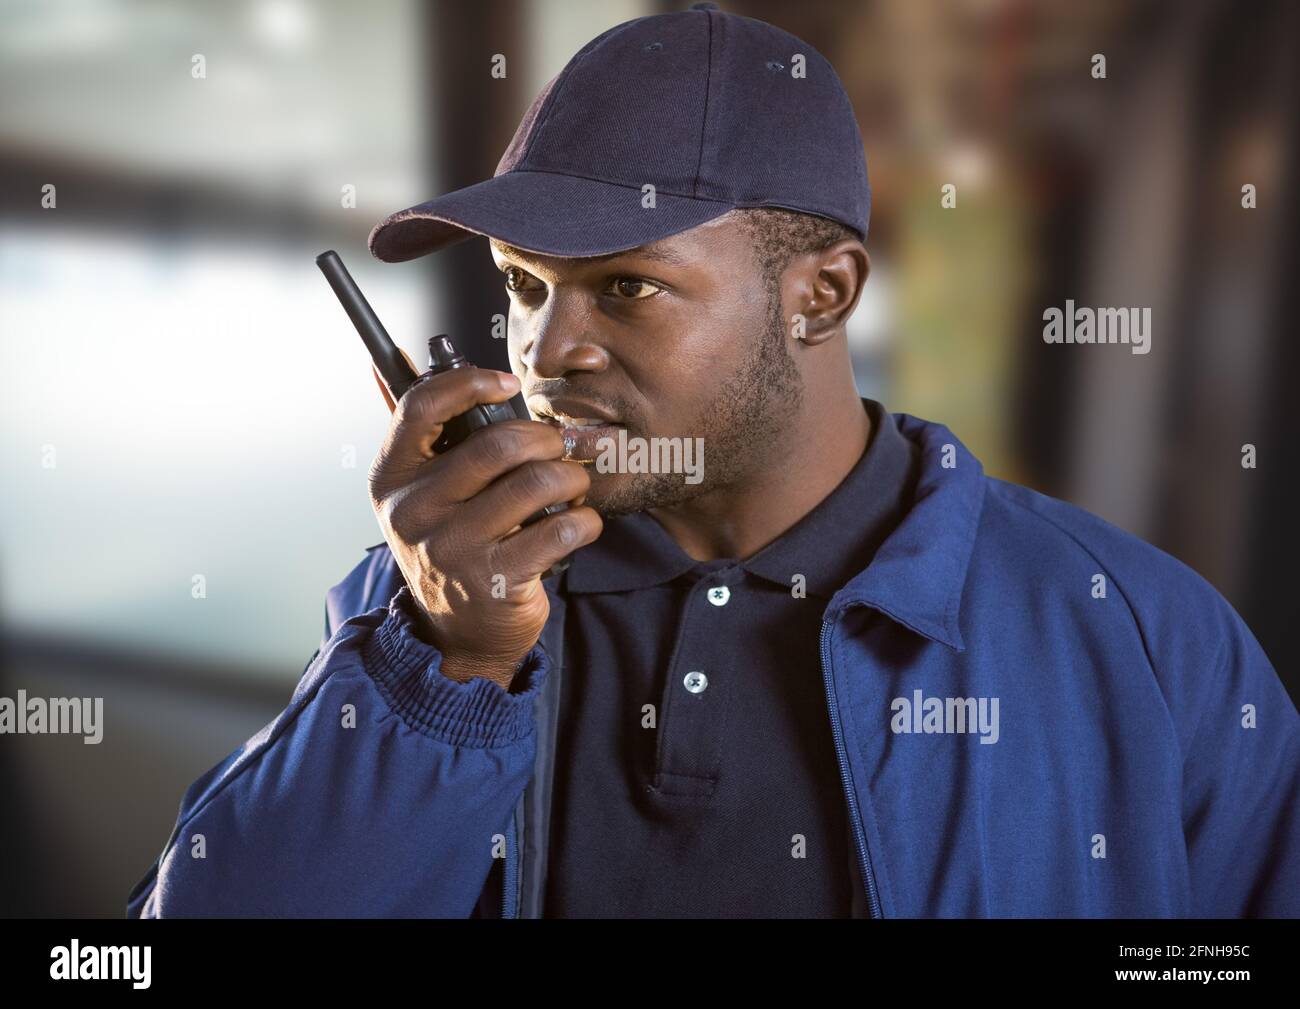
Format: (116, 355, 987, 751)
(562, 498, 700, 591)
(741, 397, 916, 597)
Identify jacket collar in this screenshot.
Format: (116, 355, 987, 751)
(822, 412, 986, 652)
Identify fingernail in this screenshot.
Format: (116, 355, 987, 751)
(500, 372, 521, 391)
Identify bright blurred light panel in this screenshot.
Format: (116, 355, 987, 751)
(0, 227, 431, 674)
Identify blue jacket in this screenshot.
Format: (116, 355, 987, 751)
(127, 412, 1300, 917)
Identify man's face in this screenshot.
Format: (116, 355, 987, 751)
(491, 211, 803, 517)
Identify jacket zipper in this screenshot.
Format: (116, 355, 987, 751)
(502, 809, 520, 918)
(820, 618, 882, 918)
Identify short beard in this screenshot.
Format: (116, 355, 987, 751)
(590, 282, 804, 518)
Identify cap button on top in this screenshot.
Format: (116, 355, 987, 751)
(690, 2, 719, 10)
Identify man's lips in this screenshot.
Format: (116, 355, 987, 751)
(527, 395, 621, 425)
(537, 415, 626, 462)
(528, 396, 628, 461)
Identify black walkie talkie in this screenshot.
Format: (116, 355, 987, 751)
(418, 334, 570, 531)
(315, 249, 571, 576)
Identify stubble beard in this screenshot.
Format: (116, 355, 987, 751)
(586, 286, 804, 518)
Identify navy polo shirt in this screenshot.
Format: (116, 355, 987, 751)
(544, 397, 922, 917)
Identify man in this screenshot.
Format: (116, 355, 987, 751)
(128, 4, 1298, 918)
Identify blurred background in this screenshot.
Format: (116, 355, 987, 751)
(1, 0, 1296, 916)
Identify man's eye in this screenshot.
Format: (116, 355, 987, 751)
(503, 266, 536, 293)
(607, 277, 661, 300)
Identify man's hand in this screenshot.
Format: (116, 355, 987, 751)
(368, 361, 602, 690)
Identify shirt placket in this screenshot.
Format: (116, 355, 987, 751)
(648, 564, 744, 799)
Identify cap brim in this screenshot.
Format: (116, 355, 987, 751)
(368, 170, 735, 262)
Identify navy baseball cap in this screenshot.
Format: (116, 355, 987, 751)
(368, 2, 870, 262)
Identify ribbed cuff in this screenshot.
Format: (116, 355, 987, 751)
(361, 586, 550, 748)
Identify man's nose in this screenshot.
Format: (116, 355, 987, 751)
(517, 302, 608, 379)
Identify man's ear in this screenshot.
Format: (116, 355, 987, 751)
(787, 240, 870, 347)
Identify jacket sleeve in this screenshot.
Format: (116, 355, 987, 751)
(1181, 602, 1300, 917)
(125, 582, 548, 918)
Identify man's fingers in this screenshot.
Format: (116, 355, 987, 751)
(372, 422, 572, 541)
(371, 366, 522, 486)
(493, 505, 604, 583)
(426, 419, 567, 503)
(457, 458, 592, 541)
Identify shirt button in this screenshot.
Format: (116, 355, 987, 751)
(706, 586, 730, 607)
(683, 671, 708, 694)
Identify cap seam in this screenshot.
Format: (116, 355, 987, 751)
(520, 19, 645, 170)
(691, 8, 715, 199)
